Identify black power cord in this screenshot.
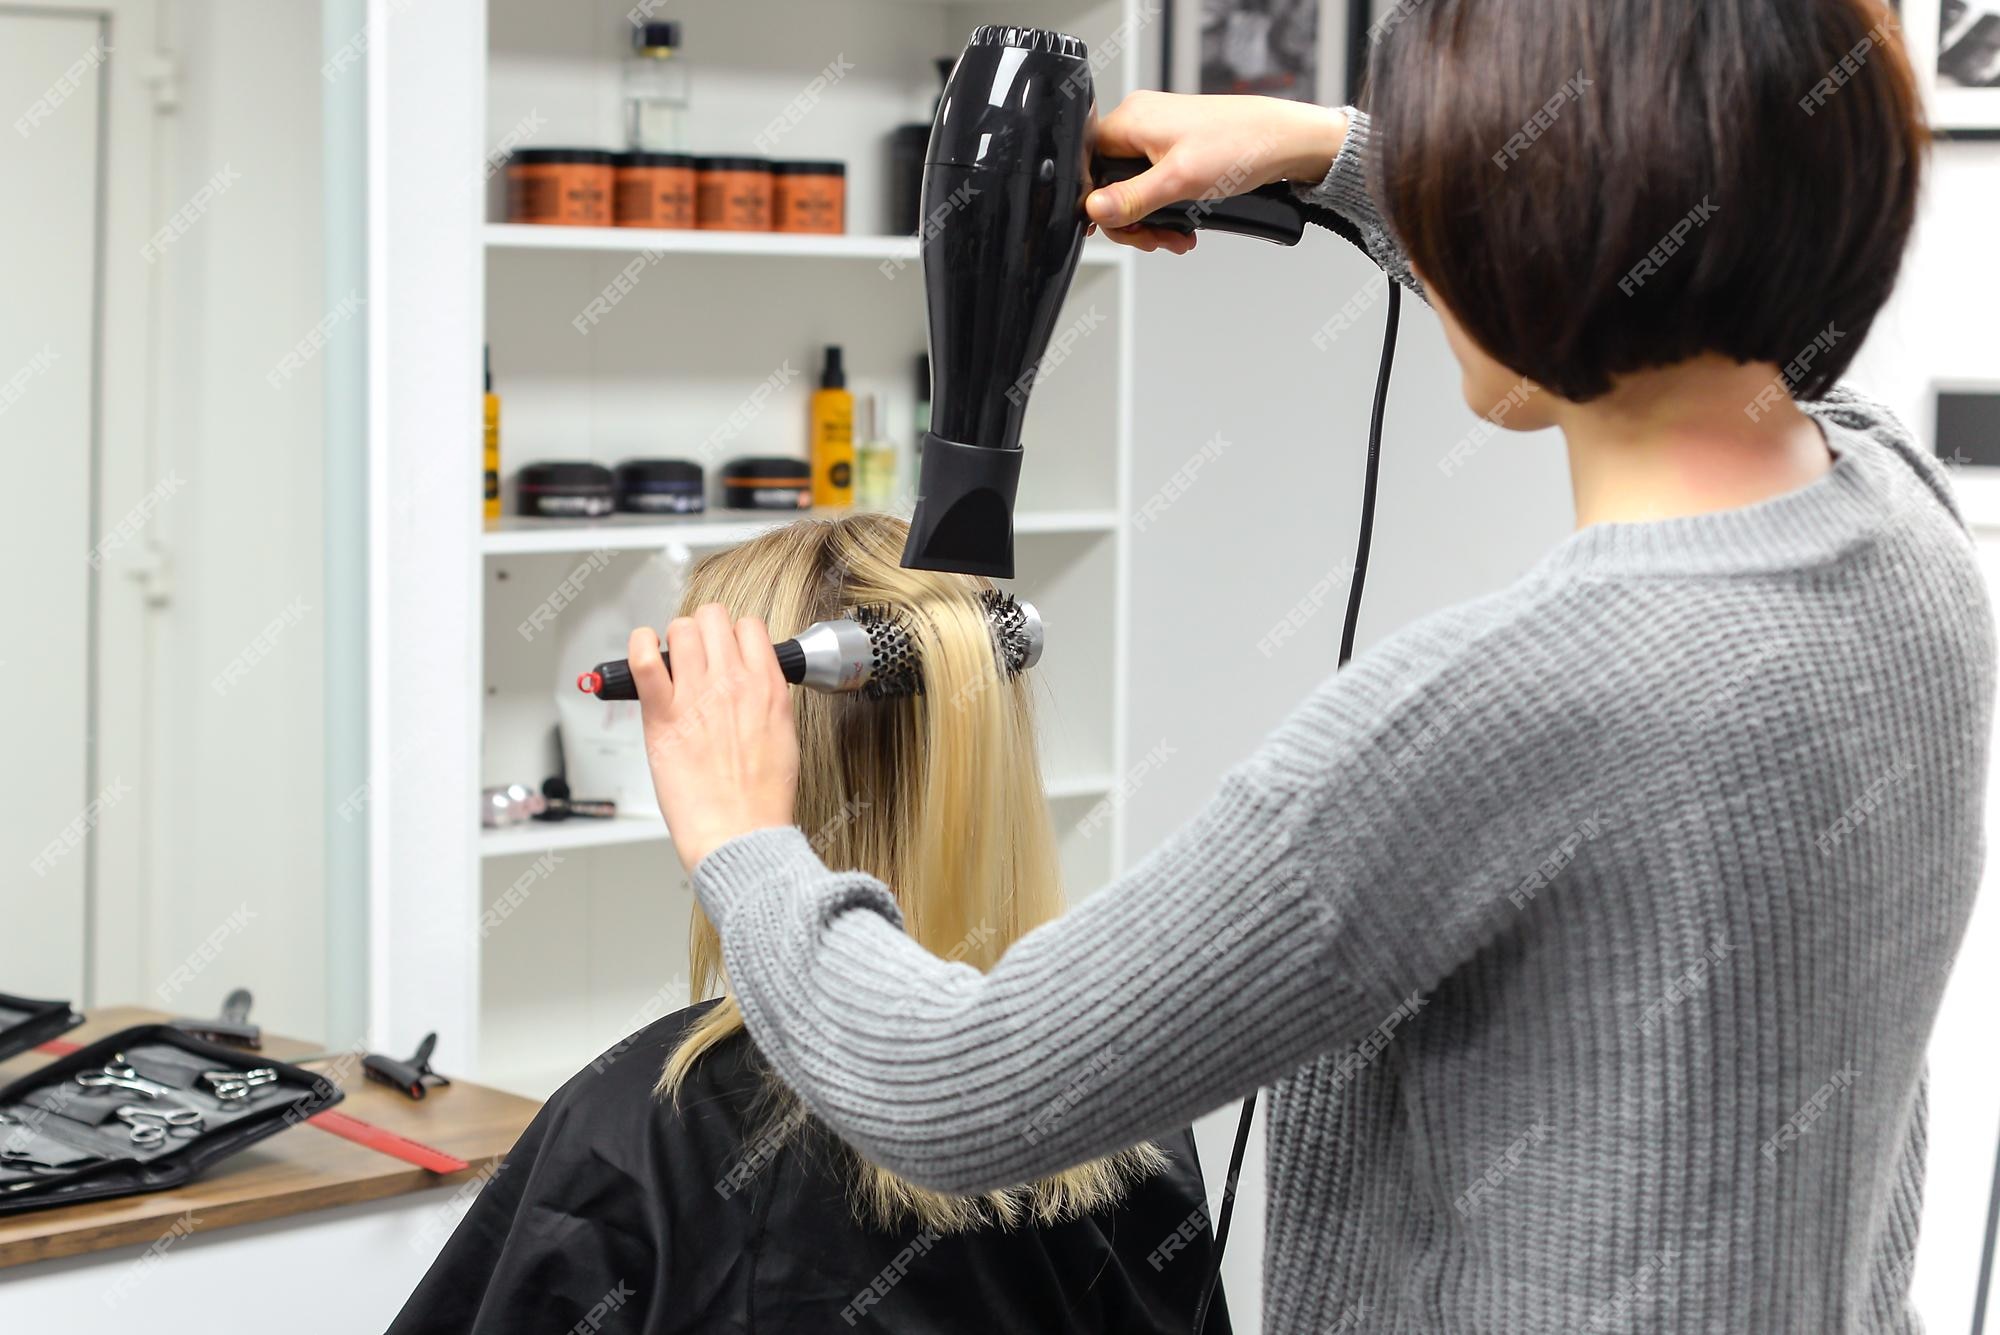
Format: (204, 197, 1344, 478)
(1191, 282, 1403, 1334)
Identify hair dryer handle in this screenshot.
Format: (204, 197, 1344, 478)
(1091, 157, 1308, 246)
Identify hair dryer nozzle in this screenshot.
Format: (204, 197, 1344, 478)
(900, 432, 1023, 579)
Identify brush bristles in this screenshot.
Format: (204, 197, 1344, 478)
(849, 592, 1033, 700)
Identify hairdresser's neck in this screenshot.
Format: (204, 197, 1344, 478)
(1553, 356, 1832, 530)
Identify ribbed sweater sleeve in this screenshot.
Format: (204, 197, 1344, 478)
(691, 595, 1591, 1195)
(1291, 108, 1426, 300)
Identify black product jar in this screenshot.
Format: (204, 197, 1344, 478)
(720, 456, 812, 510)
(517, 461, 616, 518)
(615, 458, 705, 515)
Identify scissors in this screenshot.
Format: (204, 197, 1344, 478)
(201, 1068, 279, 1102)
(114, 1104, 203, 1146)
(75, 1056, 178, 1101)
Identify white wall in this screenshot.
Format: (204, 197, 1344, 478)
(136, 0, 331, 1037)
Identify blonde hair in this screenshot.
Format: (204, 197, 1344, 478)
(656, 512, 1163, 1232)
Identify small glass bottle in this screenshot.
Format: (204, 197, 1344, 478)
(624, 22, 690, 153)
(856, 393, 898, 510)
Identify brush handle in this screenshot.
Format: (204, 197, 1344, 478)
(580, 639, 808, 701)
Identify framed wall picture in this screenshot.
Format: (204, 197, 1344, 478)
(1898, 0, 2000, 138)
(1931, 380, 2000, 529)
(1161, 0, 1360, 104)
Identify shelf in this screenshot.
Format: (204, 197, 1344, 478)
(482, 508, 1121, 556)
(484, 223, 1129, 269)
(481, 814, 668, 858)
(480, 774, 1117, 859)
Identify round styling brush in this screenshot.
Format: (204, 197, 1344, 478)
(576, 591, 1043, 702)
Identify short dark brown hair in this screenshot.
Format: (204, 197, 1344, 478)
(1368, 0, 1926, 403)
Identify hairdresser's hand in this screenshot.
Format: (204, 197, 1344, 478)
(1088, 92, 1349, 253)
(629, 605, 800, 875)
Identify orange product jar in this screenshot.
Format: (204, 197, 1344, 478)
(695, 156, 774, 231)
(506, 149, 615, 226)
(771, 160, 847, 234)
(613, 151, 696, 229)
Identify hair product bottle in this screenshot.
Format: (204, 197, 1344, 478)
(483, 345, 501, 520)
(624, 22, 690, 152)
(810, 345, 854, 508)
(855, 392, 897, 509)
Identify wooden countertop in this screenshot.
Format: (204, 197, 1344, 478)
(0, 1007, 540, 1269)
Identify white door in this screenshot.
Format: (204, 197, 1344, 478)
(0, 8, 108, 998)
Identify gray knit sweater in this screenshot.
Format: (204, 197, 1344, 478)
(691, 111, 1994, 1333)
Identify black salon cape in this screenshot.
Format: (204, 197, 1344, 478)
(386, 1001, 1231, 1334)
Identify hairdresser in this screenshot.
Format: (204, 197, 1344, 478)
(630, 1, 1988, 1329)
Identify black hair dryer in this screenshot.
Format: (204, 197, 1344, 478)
(901, 25, 1315, 580)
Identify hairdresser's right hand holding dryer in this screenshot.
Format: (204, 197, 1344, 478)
(1088, 92, 1350, 253)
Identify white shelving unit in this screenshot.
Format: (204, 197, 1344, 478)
(485, 221, 1130, 266)
(426, 0, 1144, 1097)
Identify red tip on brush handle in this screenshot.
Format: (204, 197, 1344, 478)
(580, 661, 639, 700)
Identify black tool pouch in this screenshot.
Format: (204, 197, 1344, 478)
(0, 992, 85, 1065)
(0, 1023, 343, 1214)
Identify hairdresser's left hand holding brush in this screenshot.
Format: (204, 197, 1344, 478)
(627, 606, 798, 873)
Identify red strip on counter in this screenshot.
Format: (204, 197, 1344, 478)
(307, 1109, 470, 1174)
(34, 1039, 80, 1056)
